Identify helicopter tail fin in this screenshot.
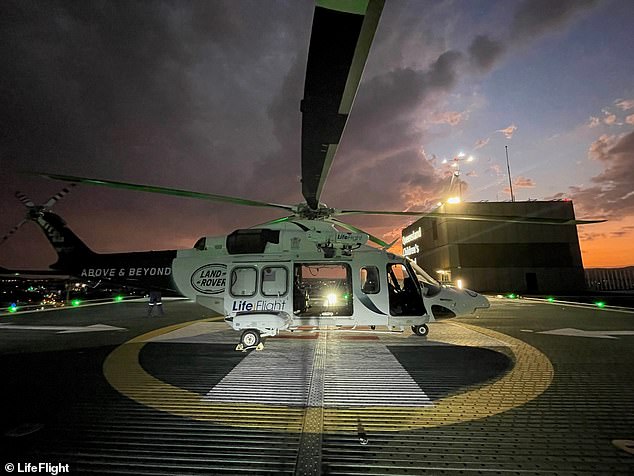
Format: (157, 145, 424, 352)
(33, 210, 96, 271)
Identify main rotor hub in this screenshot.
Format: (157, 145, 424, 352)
(295, 202, 336, 220)
(27, 206, 46, 220)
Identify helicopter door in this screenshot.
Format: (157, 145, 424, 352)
(293, 263, 353, 317)
(387, 263, 425, 316)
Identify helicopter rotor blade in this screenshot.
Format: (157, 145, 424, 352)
(0, 219, 28, 246)
(36, 173, 297, 213)
(301, 0, 384, 210)
(382, 237, 399, 250)
(252, 216, 295, 228)
(15, 192, 35, 208)
(334, 209, 606, 225)
(43, 184, 77, 208)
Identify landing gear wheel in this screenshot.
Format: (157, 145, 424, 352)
(370, 325, 376, 330)
(240, 329, 261, 348)
(411, 324, 429, 337)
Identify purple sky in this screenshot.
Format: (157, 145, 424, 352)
(2, 0, 633, 269)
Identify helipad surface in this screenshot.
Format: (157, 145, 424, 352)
(1, 297, 633, 474)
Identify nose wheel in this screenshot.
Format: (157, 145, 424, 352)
(235, 329, 263, 352)
(411, 324, 429, 337)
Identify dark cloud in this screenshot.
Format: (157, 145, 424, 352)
(0, 0, 309, 179)
(566, 131, 634, 218)
(468, 35, 505, 72)
(465, 0, 601, 73)
(510, 0, 600, 42)
(0, 0, 311, 267)
(341, 50, 464, 157)
(243, 51, 306, 205)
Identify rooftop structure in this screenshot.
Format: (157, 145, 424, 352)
(402, 201, 585, 294)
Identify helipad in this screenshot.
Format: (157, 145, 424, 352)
(1, 297, 633, 474)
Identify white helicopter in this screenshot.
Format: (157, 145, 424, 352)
(4, 0, 602, 349)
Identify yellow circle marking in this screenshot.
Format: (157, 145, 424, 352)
(104, 319, 553, 432)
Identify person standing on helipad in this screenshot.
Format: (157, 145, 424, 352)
(147, 290, 164, 316)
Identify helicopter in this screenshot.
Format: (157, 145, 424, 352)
(2, 0, 603, 350)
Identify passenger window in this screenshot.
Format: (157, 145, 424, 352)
(262, 266, 288, 296)
(230, 267, 257, 296)
(360, 266, 380, 294)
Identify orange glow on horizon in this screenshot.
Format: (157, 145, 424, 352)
(578, 218, 634, 269)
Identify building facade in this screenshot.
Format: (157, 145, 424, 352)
(402, 201, 586, 294)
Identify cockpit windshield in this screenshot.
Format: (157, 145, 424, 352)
(407, 258, 442, 297)
(193, 237, 206, 250)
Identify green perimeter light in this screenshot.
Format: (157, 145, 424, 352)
(506, 293, 516, 299)
(71, 299, 81, 307)
(114, 295, 124, 302)
(9, 303, 18, 313)
(595, 301, 606, 309)
(547, 297, 555, 302)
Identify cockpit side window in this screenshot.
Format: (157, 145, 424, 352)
(387, 263, 425, 316)
(194, 237, 206, 250)
(360, 266, 380, 294)
(407, 258, 442, 297)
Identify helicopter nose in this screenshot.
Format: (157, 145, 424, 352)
(475, 293, 490, 310)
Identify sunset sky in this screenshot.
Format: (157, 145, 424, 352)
(1, 0, 633, 270)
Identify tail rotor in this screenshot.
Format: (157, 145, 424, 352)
(1, 185, 77, 247)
